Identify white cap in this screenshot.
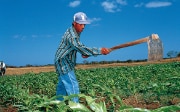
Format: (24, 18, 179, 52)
(73, 12, 90, 24)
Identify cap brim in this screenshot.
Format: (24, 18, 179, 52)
(76, 21, 90, 24)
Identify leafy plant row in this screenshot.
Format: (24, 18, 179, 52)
(77, 62, 180, 105)
(0, 62, 180, 111)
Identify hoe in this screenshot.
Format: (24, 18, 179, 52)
(109, 34, 163, 61)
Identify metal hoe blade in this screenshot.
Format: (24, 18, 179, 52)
(147, 34, 163, 61)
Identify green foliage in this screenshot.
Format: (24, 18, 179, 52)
(0, 62, 180, 111)
(0, 72, 57, 105)
(77, 62, 180, 103)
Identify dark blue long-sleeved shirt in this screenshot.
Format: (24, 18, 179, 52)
(54, 26, 101, 75)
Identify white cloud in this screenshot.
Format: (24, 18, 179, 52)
(89, 17, 101, 23)
(13, 35, 20, 39)
(116, 0, 127, 5)
(31, 34, 53, 38)
(69, 0, 81, 8)
(101, 0, 127, 13)
(32, 35, 38, 38)
(145, 1, 172, 8)
(101, 1, 118, 12)
(13, 35, 27, 40)
(45, 35, 53, 38)
(13, 34, 54, 40)
(134, 3, 144, 8)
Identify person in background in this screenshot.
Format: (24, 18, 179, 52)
(0, 61, 6, 76)
(54, 12, 110, 103)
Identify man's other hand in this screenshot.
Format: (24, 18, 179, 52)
(82, 55, 89, 58)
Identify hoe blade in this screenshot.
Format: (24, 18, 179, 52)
(148, 34, 163, 61)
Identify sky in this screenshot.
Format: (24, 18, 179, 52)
(0, 0, 180, 66)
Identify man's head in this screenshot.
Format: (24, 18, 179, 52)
(73, 12, 90, 24)
(73, 12, 90, 33)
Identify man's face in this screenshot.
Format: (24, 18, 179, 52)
(73, 22, 85, 33)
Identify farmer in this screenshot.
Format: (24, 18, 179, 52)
(54, 12, 110, 103)
(0, 61, 6, 76)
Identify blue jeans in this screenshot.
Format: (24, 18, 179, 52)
(56, 70, 79, 103)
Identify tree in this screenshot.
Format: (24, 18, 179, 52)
(83, 60, 89, 64)
(177, 52, 180, 57)
(167, 50, 178, 58)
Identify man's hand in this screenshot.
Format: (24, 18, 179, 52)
(82, 55, 89, 58)
(101, 48, 110, 55)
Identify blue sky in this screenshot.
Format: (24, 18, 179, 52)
(0, 0, 179, 66)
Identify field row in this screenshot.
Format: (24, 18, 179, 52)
(0, 62, 180, 111)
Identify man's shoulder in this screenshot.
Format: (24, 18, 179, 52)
(64, 26, 78, 39)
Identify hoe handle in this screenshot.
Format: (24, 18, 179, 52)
(110, 37, 149, 51)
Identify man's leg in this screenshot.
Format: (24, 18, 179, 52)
(61, 70, 80, 103)
(1, 68, 5, 76)
(2, 68, 5, 75)
(56, 75, 67, 101)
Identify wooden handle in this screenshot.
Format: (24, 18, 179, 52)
(110, 36, 149, 51)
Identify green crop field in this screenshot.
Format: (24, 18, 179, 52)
(0, 62, 180, 112)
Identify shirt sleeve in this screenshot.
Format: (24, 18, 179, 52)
(69, 36, 102, 56)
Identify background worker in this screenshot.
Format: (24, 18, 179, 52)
(54, 12, 110, 103)
(0, 61, 6, 76)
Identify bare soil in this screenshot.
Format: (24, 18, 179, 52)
(1, 57, 180, 112)
(6, 57, 180, 75)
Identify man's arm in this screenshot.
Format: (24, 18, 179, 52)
(69, 37, 102, 56)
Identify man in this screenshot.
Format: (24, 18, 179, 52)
(54, 12, 110, 103)
(0, 61, 6, 76)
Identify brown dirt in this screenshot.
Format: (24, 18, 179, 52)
(122, 96, 161, 109)
(1, 57, 180, 112)
(123, 96, 179, 109)
(0, 105, 18, 112)
(5, 57, 180, 75)
(6, 66, 56, 75)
